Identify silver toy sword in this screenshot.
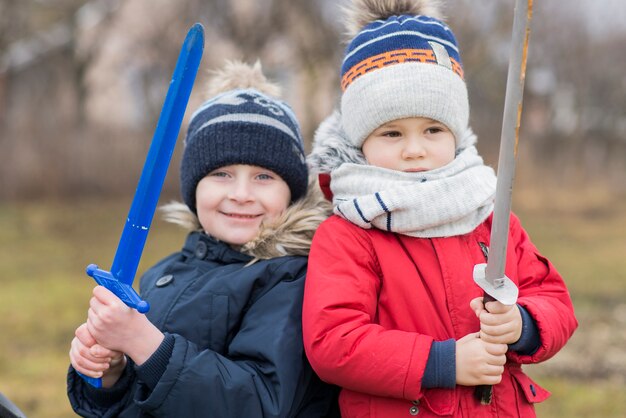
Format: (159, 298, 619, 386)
(473, 0, 533, 405)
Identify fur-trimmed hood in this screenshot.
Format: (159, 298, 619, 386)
(160, 178, 331, 261)
(308, 110, 366, 175)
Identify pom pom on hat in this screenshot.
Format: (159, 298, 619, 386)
(205, 60, 282, 98)
(339, 0, 469, 148)
(180, 60, 308, 213)
(343, 0, 444, 38)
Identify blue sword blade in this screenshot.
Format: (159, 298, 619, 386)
(80, 23, 204, 389)
(111, 23, 204, 286)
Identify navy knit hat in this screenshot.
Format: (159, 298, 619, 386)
(341, 0, 469, 147)
(180, 63, 308, 213)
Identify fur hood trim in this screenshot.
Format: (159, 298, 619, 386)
(344, 0, 444, 38)
(307, 109, 478, 175)
(160, 178, 331, 260)
(308, 110, 366, 175)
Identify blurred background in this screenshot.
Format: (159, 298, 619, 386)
(1, 0, 625, 416)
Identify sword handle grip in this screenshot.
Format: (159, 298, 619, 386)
(76, 372, 103, 389)
(86, 264, 150, 313)
(474, 291, 497, 404)
(79, 264, 150, 388)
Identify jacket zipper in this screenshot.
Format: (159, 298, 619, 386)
(478, 242, 489, 261)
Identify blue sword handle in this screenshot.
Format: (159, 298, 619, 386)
(87, 264, 150, 313)
(76, 265, 148, 389)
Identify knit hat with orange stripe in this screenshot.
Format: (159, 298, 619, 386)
(340, 0, 468, 148)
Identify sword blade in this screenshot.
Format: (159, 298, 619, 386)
(482, 0, 532, 303)
(473, 0, 532, 404)
(110, 23, 204, 286)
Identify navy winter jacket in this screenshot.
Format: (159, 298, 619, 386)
(68, 231, 338, 417)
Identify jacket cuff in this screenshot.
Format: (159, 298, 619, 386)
(509, 304, 540, 355)
(422, 339, 456, 389)
(81, 360, 133, 408)
(135, 334, 175, 390)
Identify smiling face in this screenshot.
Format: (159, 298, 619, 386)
(195, 164, 291, 246)
(361, 117, 456, 172)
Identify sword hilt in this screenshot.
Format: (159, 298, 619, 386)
(78, 264, 150, 388)
(474, 291, 497, 405)
(86, 264, 150, 313)
(76, 372, 103, 389)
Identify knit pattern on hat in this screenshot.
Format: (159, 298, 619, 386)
(340, 11, 469, 147)
(181, 88, 307, 212)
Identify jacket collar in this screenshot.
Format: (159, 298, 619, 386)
(183, 231, 253, 264)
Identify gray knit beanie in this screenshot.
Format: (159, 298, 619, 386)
(341, 0, 469, 147)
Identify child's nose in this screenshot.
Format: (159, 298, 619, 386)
(402, 136, 426, 159)
(228, 178, 254, 202)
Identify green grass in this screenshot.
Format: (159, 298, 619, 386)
(0, 194, 625, 417)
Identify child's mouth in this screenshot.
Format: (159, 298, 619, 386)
(221, 212, 261, 219)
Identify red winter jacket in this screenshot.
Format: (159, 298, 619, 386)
(302, 213, 577, 417)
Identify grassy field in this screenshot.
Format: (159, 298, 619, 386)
(1, 191, 625, 417)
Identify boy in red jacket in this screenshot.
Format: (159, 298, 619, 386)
(302, 1, 577, 417)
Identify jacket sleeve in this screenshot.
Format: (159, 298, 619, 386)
(131, 262, 318, 418)
(507, 214, 578, 364)
(67, 363, 135, 418)
(302, 217, 433, 401)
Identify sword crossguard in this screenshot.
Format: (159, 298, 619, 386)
(86, 264, 150, 313)
(472, 263, 519, 306)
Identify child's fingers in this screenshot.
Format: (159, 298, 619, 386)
(484, 300, 514, 315)
(484, 342, 508, 357)
(469, 297, 485, 316)
(93, 285, 123, 305)
(480, 320, 514, 336)
(479, 369, 504, 385)
(69, 338, 110, 377)
(73, 337, 110, 363)
(75, 322, 97, 347)
(90, 343, 121, 359)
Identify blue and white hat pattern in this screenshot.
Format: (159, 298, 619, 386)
(180, 88, 308, 212)
(340, 14, 469, 147)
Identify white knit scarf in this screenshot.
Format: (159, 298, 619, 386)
(330, 146, 497, 238)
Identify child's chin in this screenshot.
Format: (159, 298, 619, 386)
(221, 230, 259, 247)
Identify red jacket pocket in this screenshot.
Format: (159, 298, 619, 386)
(421, 389, 456, 416)
(510, 368, 551, 404)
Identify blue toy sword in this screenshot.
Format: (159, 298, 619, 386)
(79, 23, 204, 388)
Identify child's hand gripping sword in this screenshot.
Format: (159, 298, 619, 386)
(78, 23, 204, 388)
(472, 0, 533, 405)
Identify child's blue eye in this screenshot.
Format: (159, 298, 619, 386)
(210, 171, 229, 177)
(257, 173, 274, 180)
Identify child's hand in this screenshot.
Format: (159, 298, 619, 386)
(455, 332, 507, 386)
(470, 297, 522, 345)
(86, 286, 164, 365)
(69, 322, 125, 382)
